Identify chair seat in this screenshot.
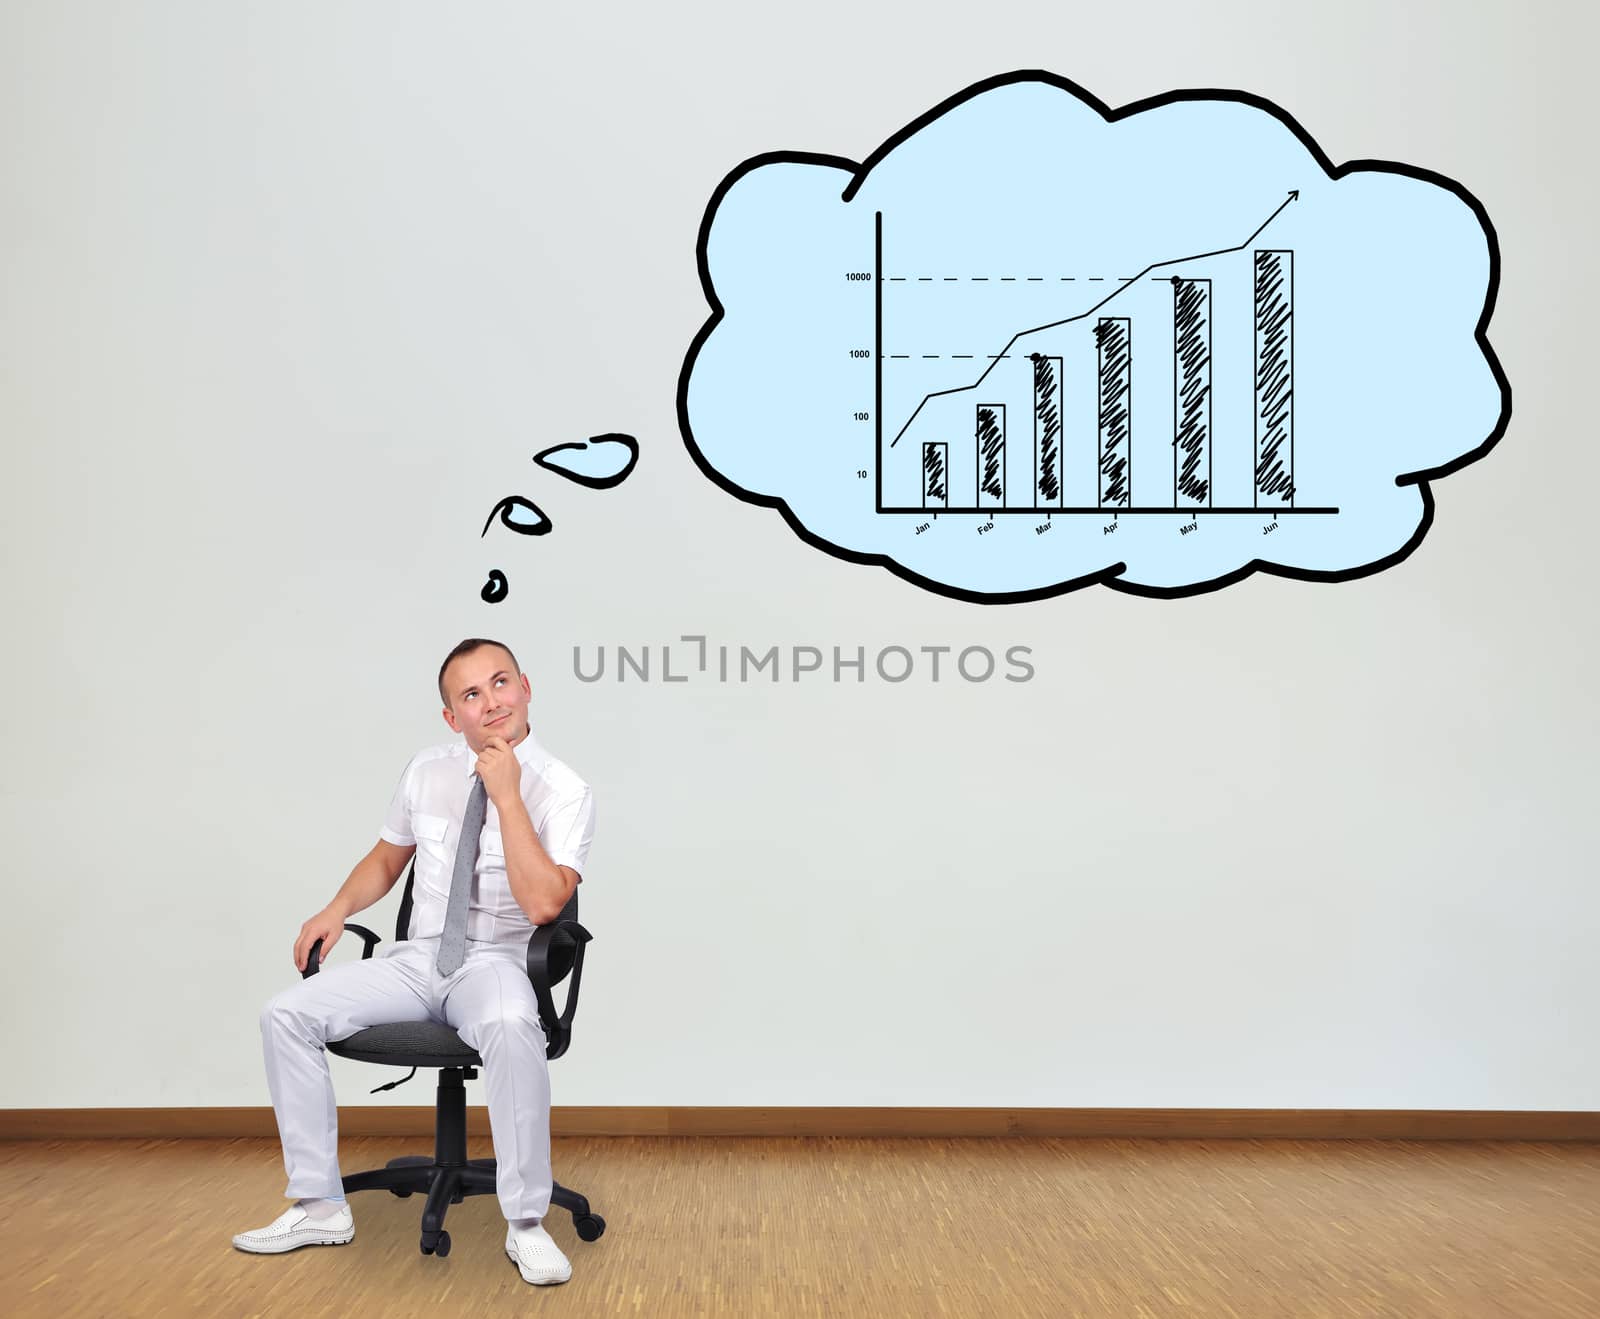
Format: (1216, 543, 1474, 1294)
(327, 1021, 483, 1068)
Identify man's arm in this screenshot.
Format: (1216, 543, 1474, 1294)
(328, 839, 416, 918)
(477, 734, 586, 925)
(480, 733, 595, 928)
(293, 839, 415, 972)
(496, 795, 579, 925)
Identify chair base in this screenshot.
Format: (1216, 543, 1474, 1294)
(339, 1066, 605, 1256)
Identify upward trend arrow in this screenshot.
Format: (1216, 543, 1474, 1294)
(888, 189, 1300, 448)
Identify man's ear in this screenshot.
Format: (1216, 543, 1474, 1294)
(442, 704, 460, 734)
(520, 673, 531, 701)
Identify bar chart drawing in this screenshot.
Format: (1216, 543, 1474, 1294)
(680, 72, 1510, 601)
(875, 211, 1331, 518)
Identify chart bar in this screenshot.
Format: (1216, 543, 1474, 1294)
(1254, 250, 1294, 508)
(1032, 355, 1064, 507)
(1096, 318, 1132, 508)
(1173, 278, 1212, 508)
(922, 442, 947, 510)
(977, 404, 1005, 509)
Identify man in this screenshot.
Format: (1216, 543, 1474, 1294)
(233, 638, 596, 1287)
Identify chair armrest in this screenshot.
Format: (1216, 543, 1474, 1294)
(525, 920, 593, 1060)
(302, 923, 384, 979)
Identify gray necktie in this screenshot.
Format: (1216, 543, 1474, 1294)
(436, 776, 487, 976)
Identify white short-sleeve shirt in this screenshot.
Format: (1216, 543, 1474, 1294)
(379, 733, 595, 945)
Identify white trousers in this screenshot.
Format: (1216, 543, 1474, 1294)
(259, 935, 553, 1223)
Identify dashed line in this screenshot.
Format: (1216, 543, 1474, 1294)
(884, 276, 1142, 282)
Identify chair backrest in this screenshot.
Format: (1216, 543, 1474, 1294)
(394, 861, 581, 983)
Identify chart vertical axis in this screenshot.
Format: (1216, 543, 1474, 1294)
(875, 210, 883, 515)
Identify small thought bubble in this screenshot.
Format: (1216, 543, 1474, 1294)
(534, 433, 639, 488)
(481, 495, 552, 537)
(481, 569, 508, 603)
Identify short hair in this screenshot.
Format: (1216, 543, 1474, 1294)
(437, 637, 521, 707)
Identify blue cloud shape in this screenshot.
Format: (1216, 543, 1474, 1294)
(680, 73, 1509, 602)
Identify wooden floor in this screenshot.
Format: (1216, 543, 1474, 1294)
(3, 1135, 1599, 1317)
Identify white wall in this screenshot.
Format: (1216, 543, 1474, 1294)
(2, 0, 1594, 1109)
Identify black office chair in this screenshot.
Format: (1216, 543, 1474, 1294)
(302, 862, 602, 1258)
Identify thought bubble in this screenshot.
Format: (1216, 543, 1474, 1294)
(481, 568, 508, 603)
(679, 73, 1510, 602)
(535, 433, 639, 488)
(481, 495, 552, 538)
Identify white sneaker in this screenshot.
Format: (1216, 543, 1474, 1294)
(232, 1202, 355, 1254)
(504, 1221, 572, 1285)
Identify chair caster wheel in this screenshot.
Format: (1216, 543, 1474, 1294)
(420, 1229, 450, 1256)
(574, 1213, 605, 1242)
(391, 1188, 413, 1198)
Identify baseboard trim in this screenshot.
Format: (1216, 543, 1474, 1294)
(3, 1107, 1597, 1141)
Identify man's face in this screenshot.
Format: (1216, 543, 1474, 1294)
(441, 645, 532, 752)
